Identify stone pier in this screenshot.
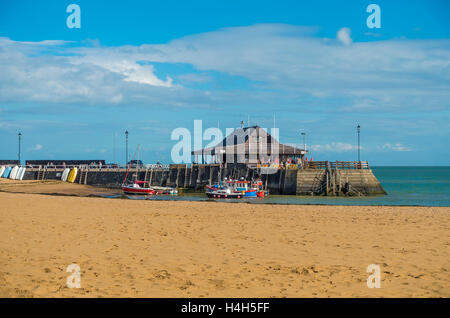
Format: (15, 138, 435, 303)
(21, 161, 386, 196)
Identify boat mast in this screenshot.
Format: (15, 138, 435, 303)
(135, 144, 141, 182)
(122, 145, 139, 185)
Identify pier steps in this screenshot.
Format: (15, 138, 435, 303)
(296, 170, 326, 195)
(337, 170, 386, 195)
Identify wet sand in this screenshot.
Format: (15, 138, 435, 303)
(0, 178, 121, 197)
(0, 179, 448, 297)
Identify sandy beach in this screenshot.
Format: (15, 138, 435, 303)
(0, 179, 448, 297)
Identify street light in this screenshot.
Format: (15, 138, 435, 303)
(125, 130, 129, 165)
(113, 132, 116, 165)
(18, 132, 22, 165)
(357, 124, 361, 162)
(301, 132, 306, 153)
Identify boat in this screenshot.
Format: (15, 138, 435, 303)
(122, 145, 158, 196)
(122, 181, 156, 195)
(67, 167, 78, 183)
(2, 166, 11, 178)
(206, 186, 245, 199)
(205, 178, 268, 199)
(152, 186, 178, 195)
(9, 166, 19, 179)
(226, 180, 258, 198)
(61, 168, 70, 181)
(14, 167, 21, 180)
(226, 178, 267, 198)
(16, 167, 26, 180)
(0, 166, 5, 177)
(251, 180, 267, 198)
(21, 167, 27, 180)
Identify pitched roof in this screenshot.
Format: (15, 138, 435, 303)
(191, 125, 306, 155)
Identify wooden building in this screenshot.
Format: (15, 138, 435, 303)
(191, 125, 307, 165)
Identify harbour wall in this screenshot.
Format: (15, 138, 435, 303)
(21, 163, 386, 196)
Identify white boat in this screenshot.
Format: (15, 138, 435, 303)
(19, 167, 26, 180)
(61, 168, 70, 181)
(152, 186, 178, 195)
(15, 167, 23, 180)
(9, 166, 19, 179)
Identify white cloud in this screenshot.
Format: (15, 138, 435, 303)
(310, 142, 412, 153)
(84, 148, 108, 154)
(337, 27, 352, 45)
(69, 56, 173, 87)
(0, 37, 72, 47)
(0, 24, 449, 113)
(382, 143, 413, 152)
(32, 144, 43, 151)
(310, 142, 359, 152)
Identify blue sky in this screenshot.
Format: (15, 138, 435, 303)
(0, 0, 449, 165)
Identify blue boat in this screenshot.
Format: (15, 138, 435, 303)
(206, 178, 266, 198)
(2, 166, 12, 178)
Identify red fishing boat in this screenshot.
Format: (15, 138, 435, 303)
(122, 180, 156, 195)
(252, 180, 267, 197)
(122, 145, 156, 195)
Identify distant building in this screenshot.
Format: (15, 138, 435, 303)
(26, 160, 106, 166)
(0, 160, 20, 165)
(191, 125, 307, 165)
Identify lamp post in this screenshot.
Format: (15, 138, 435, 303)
(113, 133, 116, 165)
(301, 132, 306, 153)
(18, 132, 22, 165)
(125, 130, 129, 165)
(357, 124, 361, 162)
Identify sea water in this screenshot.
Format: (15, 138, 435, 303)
(246, 166, 449, 207)
(124, 167, 450, 207)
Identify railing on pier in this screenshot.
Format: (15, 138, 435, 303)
(335, 161, 369, 170)
(20, 161, 369, 171)
(23, 164, 171, 171)
(305, 161, 369, 170)
(256, 161, 370, 170)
